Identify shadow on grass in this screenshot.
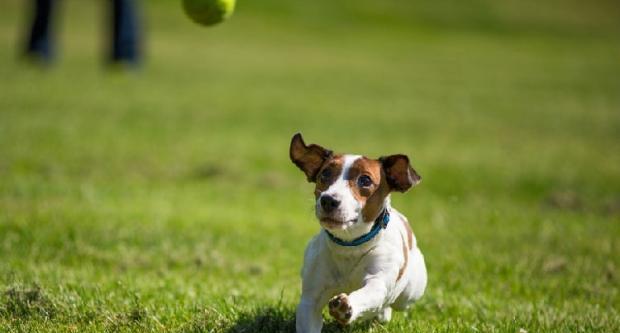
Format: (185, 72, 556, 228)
(0, 285, 56, 320)
(224, 306, 372, 333)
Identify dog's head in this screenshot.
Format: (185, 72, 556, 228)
(290, 133, 420, 239)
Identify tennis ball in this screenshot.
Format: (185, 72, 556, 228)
(182, 0, 236, 26)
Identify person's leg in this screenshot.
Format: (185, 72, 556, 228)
(110, 0, 141, 66)
(25, 0, 56, 62)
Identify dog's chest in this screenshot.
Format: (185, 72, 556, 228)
(327, 247, 375, 291)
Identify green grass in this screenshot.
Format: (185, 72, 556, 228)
(1, 0, 619, 331)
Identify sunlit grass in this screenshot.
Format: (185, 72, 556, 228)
(1, 0, 619, 331)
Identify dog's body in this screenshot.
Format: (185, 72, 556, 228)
(290, 134, 427, 333)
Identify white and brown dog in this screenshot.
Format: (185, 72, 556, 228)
(290, 133, 427, 333)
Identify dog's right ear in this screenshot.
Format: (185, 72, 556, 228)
(290, 133, 333, 182)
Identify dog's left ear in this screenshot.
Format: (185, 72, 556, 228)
(379, 154, 421, 192)
(290, 133, 333, 182)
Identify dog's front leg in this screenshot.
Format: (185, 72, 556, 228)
(328, 277, 390, 325)
(296, 294, 326, 333)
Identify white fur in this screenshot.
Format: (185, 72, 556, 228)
(296, 156, 427, 333)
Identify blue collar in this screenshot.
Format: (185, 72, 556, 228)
(325, 209, 390, 247)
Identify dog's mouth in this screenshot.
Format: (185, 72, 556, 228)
(319, 217, 357, 229)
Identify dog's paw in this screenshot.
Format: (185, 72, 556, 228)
(328, 293, 353, 325)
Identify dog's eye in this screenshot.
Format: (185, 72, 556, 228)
(357, 175, 372, 187)
(320, 168, 332, 182)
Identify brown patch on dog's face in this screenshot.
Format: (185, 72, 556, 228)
(313, 155, 344, 198)
(343, 157, 391, 223)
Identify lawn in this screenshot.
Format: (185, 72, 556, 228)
(1, 0, 619, 332)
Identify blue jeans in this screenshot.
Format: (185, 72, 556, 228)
(25, 0, 141, 65)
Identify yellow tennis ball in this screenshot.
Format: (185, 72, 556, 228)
(182, 0, 236, 26)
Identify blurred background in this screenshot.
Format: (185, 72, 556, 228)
(1, 0, 619, 332)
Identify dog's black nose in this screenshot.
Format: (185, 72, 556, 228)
(320, 195, 340, 213)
